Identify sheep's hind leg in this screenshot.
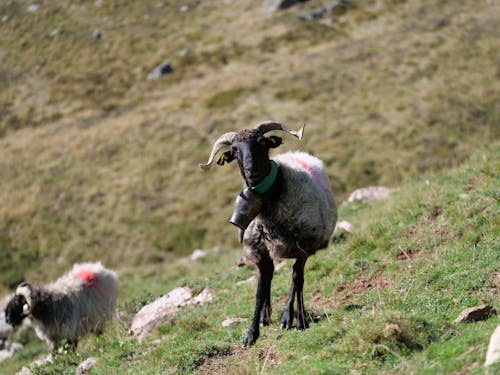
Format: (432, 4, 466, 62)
(281, 257, 308, 330)
(280, 282, 295, 330)
(294, 257, 309, 330)
(243, 255, 274, 347)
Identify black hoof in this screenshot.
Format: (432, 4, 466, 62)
(280, 310, 293, 330)
(243, 328, 259, 348)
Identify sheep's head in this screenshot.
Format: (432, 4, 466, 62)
(5, 283, 33, 327)
(199, 121, 304, 187)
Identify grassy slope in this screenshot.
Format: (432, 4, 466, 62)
(0, 0, 499, 291)
(2, 137, 498, 375)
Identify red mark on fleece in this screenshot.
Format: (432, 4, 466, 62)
(75, 269, 96, 286)
(288, 155, 331, 192)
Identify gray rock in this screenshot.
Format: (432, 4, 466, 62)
(129, 287, 213, 341)
(92, 29, 103, 40)
(76, 357, 98, 375)
(190, 249, 208, 261)
(331, 220, 353, 243)
(147, 60, 174, 80)
(298, 7, 328, 21)
(454, 304, 497, 323)
(0, 341, 23, 362)
(263, 0, 309, 13)
(15, 367, 32, 375)
(347, 186, 395, 204)
(27, 4, 40, 13)
(179, 48, 192, 57)
(221, 317, 247, 327)
(485, 326, 500, 367)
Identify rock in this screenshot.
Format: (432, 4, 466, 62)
(236, 275, 256, 285)
(76, 357, 98, 375)
(16, 367, 32, 375)
(331, 221, 353, 243)
(179, 48, 192, 57)
(485, 326, 500, 367)
(92, 29, 103, 40)
(1, 15, 9, 23)
(454, 304, 497, 323)
(222, 317, 247, 327)
(263, 0, 309, 13)
(190, 249, 208, 261)
(347, 186, 395, 204)
(189, 288, 214, 305)
(298, 7, 328, 21)
(179, 5, 189, 12)
(129, 287, 213, 341)
(335, 220, 353, 234)
(27, 4, 40, 13)
(0, 341, 23, 362)
(147, 60, 174, 80)
(383, 323, 401, 338)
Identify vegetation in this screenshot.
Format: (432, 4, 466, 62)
(0, 0, 499, 373)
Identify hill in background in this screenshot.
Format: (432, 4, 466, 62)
(0, 0, 498, 290)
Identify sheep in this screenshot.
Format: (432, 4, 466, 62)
(199, 121, 337, 347)
(4, 262, 118, 351)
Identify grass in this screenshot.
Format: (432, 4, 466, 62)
(0, 0, 499, 373)
(2, 142, 498, 374)
(0, 0, 498, 286)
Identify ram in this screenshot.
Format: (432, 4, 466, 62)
(5, 262, 118, 351)
(200, 121, 337, 347)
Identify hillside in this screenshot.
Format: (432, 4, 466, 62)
(2, 139, 498, 374)
(0, 0, 499, 291)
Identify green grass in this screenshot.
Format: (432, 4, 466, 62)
(0, 0, 499, 373)
(2, 142, 498, 374)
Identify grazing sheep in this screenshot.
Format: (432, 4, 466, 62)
(5, 262, 118, 351)
(200, 121, 337, 347)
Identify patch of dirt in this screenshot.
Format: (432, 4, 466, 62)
(395, 247, 425, 261)
(194, 346, 237, 375)
(336, 268, 392, 295)
(196, 346, 252, 375)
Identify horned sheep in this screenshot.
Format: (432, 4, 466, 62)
(200, 121, 337, 347)
(4, 262, 118, 351)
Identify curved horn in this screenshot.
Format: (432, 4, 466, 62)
(16, 282, 33, 312)
(199, 132, 237, 171)
(254, 121, 305, 140)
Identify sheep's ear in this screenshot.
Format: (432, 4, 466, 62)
(217, 151, 235, 166)
(267, 136, 282, 148)
(258, 135, 282, 149)
(22, 303, 30, 315)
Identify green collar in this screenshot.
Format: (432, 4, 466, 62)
(249, 160, 279, 195)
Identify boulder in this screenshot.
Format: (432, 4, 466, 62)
(76, 357, 98, 375)
(222, 317, 247, 327)
(454, 304, 497, 323)
(129, 287, 213, 341)
(263, 0, 309, 13)
(147, 61, 174, 80)
(347, 186, 395, 204)
(190, 249, 208, 261)
(0, 341, 23, 363)
(485, 326, 500, 367)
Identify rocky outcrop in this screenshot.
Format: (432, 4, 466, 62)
(129, 287, 213, 341)
(347, 186, 395, 204)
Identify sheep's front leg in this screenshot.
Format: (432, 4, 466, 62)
(243, 255, 274, 348)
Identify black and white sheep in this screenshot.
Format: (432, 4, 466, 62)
(200, 121, 337, 347)
(4, 262, 118, 351)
